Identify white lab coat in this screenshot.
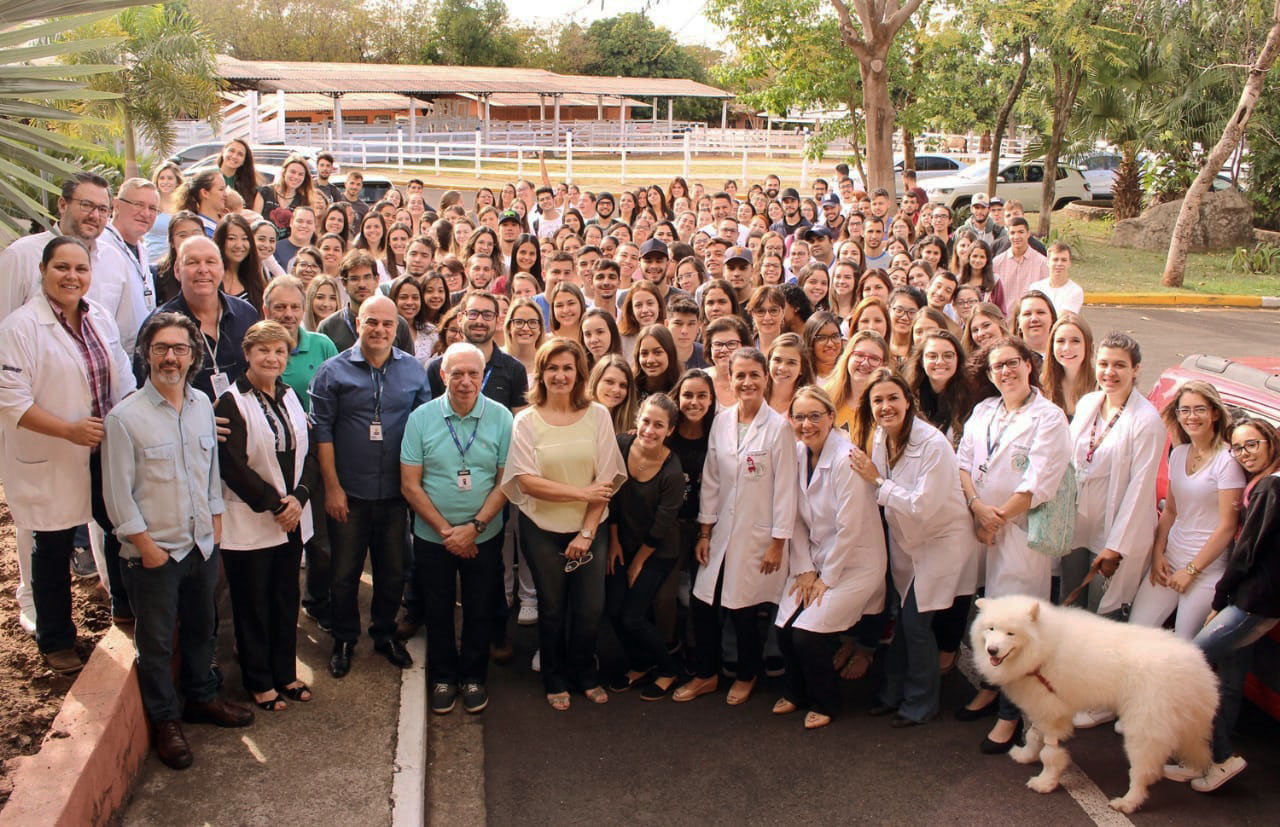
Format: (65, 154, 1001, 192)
(0, 295, 136, 530)
(777, 430, 885, 633)
(0, 231, 136, 352)
(1068, 388, 1165, 614)
(957, 390, 1071, 599)
(99, 224, 157, 353)
(873, 418, 980, 612)
(694, 402, 797, 610)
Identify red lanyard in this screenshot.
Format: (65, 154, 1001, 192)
(1085, 401, 1126, 463)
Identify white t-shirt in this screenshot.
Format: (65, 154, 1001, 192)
(1028, 277, 1084, 314)
(1165, 443, 1245, 570)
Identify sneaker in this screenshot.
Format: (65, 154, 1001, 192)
(430, 682, 458, 714)
(18, 608, 36, 636)
(70, 547, 97, 579)
(461, 682, 488, 714)
(1072, 708, 1116, 729)
(302, 607, 333, 633)
(1163, 762, 1201, 783)
(1191, 755, 1247, 792)
(531, 649, 541, 672)
(517, 605, 538, 626)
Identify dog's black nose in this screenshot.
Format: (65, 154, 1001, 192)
(987, 646, 999, 657)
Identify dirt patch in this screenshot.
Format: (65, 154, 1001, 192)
(0, 483, 112, 810)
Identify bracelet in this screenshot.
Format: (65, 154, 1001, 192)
(1185, 562, 1200, 577)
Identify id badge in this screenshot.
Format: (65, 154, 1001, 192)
(457, 469, 472, 491)
(369, 422, 383, 442)
(210, 371, 230, 398)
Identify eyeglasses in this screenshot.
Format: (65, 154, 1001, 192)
(444, 328, 464, 340)
(115, 196, 159, 215)
(149, 343, 192, 357)
(294, 261, 320, 271)
(710, 340, 742, 352)
(752, 306, 783, 318)
(1229, 439, 1264, 457)
(465, 309, 497, 321)
(953, 298, 978, 308)
(510, 318, 541, 329)
(562, 550, 594, 573)
(850, 352, 884, 366)
(71, 198, 111, 216)
(813, 333, 843, 345)
(1176, 405, 1211, 418)
(890, 305, 918, 319)
(924, 351, 958, 362)
(989, 357, 1023, 375)
(790, 412, 829, 425)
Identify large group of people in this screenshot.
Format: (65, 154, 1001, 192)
(0, 148, 1276, 798)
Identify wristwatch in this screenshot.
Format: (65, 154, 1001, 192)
(581, 528, 595, 540)
(470, 518, 487, 533)
(1185, 562, 1200, 577)
(874, 476, 885, 489)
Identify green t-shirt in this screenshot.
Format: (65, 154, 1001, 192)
(285, 329, 339, 412)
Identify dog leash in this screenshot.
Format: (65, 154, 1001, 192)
(1061, 564, 1104, 608)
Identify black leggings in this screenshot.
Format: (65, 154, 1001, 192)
(690, 561, 765, 681)
(778, 607, 840, 716)
(932, 594, 974, 653)
(606, 555, 679, 678)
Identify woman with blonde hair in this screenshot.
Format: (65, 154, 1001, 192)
(960, 302, 1008, 355)
(303, 275, 341, 332)
(587, 354, 638, 436)
(823, 330, 889, 448)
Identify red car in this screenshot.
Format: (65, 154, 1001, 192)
(1147, 354, 1280, 718)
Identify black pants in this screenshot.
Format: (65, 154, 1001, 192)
(778, 608, 840, 716)
(606, 554, 679, 678)
(30, 526, 79, 654)
(89, 451, 131, 618)
(932, 593, 973, 653)
(328, 496, 406, 644)
(301, 474, 331, 624)
(222, 538, 303, 694)
(418, 534, 502, 685)
(690, 561, 765, 682)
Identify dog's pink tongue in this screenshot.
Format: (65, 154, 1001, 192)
(989, 655, 1002, 667)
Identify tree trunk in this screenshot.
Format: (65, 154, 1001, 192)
(989, 36, 1032, 198)
(1112, 143, 1143, 219)
(1164, 0, 1280, 286)
(902, 127, 916, 178)
(1039, 62, 1084, 237)
(122, 108, 140, 180)
(860, 56, 897, 197)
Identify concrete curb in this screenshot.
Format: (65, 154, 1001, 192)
(0, 626, 147, 827)
(390, 635, 427, 827)
(1086, 292, 1278, 308)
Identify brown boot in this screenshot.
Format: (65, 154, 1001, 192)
(153, 720, 193, 770)
(44, 648, 84, 676)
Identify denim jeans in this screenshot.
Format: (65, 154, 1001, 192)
(605, 554, 679, 678)
(89, 451, 130, 619)
(1194, 606, 1279, 763)
(418, 534, 502, 685)
(222, 539, 303, 694)
(328, 497, 407, 644)
(518, 512, 607, 694)
(122, 548, 220, 722)
(879, 583, 941, 723)
(301, 473, 331, 625)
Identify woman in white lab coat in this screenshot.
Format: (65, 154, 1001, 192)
(772, 386, 884, 730)
(850, 369, 978, 727)
(673, 347, 797, 706)
(0, 238, 135, 674)
(957, 335, 1071, 753)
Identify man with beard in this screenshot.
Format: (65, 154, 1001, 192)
(317, 250, 415, 353)
(770, 187, 812, 238)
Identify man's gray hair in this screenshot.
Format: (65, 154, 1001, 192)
(442, 342, 485, 374)
(118, 177, 157, 199)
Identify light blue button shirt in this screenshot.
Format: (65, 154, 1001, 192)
(103, 380, 224, 562)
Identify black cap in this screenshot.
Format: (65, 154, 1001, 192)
(803, 226, 832, 241)
(780, 187, 800, 201)
(498, 209, 521, 224)
(639, 238, 669, 259)
(596, 191, 615, 205)
(820, 193, 841, 208)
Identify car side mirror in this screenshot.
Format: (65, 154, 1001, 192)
(996, 176, 1006, 184)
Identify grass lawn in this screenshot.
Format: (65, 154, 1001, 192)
(1042, 215, 1279, 296)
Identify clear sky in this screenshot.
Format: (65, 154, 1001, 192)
(507, 0, 728, 49)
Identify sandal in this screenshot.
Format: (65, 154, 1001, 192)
(546, 692, 571, 711)
(839, 648, 872, 681)
(583, 686, 609, 705)
(672, 677, 718, 702)
(804, 711, 832, 730)
(726, 677, 756, 706)
(773, 698, 798, 715)
(254, 693, 287, 712)
(832, 640, 855, 671)
(278, 683, 313, 703)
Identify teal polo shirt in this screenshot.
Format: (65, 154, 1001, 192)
(285, 329, 339, 412)
(400, 392, 513, 544)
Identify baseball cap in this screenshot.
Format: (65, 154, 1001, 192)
(639, 238, 669, 259)
(498, 209, 522, 225)
(972, 193, 989, 206)
(779, 187, 800, 201)
(725, 246, 753, 266)
(820, 193, 842, 208)
(596, 191, 615, 205)
(803, 226, 832, 241)
(989, 196, 1004, 206)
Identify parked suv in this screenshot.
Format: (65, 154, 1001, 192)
(924, 159, 1091, 212)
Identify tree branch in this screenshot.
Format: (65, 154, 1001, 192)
(885, 0, 927, 37)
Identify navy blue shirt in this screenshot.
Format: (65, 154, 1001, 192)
(425, 345, 527, 412)
(308, 346, 432, 501)
(135, 291, 259, 401)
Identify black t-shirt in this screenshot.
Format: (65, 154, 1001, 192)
(770, 216, 812, 238)
(669, 426, 711, 522)
(613, 433, 685, 558)
(425, 345, 528, 411)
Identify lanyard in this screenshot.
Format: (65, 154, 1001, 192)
(443, 396, 485, 469)
(202, 304, 222, 370)
(369, 362, 386, 423)
(980, 391, 1033, 475)
(1086, 400, 1126, 463)
(481, 365, 493, 390)
(344, 308, 358, 339)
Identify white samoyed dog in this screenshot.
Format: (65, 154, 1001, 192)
(971, 595, 1218, 814)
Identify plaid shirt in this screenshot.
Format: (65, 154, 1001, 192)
(49, 297, 114, 420)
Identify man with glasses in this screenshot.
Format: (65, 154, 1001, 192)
(425, 292, 527, 410)
(309, 295, 432, 678)
(104, 312, 254, 770)
(317, 250, 415, 353)
(101, 178, 160, 353)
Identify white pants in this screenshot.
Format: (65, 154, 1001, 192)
(1128, 573, 1219, 639)
(14, 525, 35, 622)
(501, 516, 536, 608)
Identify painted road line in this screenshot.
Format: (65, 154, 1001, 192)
(391, 635, 427, 827)
(1060, 763, 1136, 827)
(426, 704, 487, 825)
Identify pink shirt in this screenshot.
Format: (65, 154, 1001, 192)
(992, 246, 1049, 316)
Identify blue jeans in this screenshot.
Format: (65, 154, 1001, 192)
(122, 548, 220, 722)
(518, 512, 607, 694)
(1194, 606, 1279, 763)
(328, 497, 407, 644)
(879, 583, 941, 723)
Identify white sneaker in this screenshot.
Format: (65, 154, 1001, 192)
(1072, 708, 1116, 729)
(1163, 762, 1201, 783)
(1191, 755, 1247, 792)
(531, 649, 541, 672)
(18, 608, 36, 636)
(517, 605, 538, 626)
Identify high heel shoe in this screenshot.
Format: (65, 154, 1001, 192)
(980, 718, 1024, 755)
(955, 697, 999, 721)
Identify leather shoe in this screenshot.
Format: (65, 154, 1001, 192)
(980, 719, 1024, 755)
(395, 618, 420, 641)
(153, 720, 193, 770)
(183, 697, 255, 728)
(375, 638, 413, 669)
(330, 641, 355, 678)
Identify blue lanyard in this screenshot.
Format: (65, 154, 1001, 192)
(444, 396, 485, 468)
(369, 363, 385, 422)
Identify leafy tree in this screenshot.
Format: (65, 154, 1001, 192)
(190, 0, 374, 62)
(423, 0, 520, 67)
(62, 2, 221, 178)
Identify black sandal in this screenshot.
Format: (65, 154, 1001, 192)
(278, 683, 313, 702)
(255, 694, 287, 711)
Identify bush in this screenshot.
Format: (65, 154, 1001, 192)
(1229, 243, 1280, 274)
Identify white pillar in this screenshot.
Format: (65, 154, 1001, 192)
(539, 94, 545, 121)
(276, 90, 286, 141)
(667, 99, 673, 132)
(619, 96, 626, 148)
(247, 90, 259, 142)
(721, 99, 727, 132)
(474, 127, 482, 178)
(333, 94, 344, 144)
(597, 95, 603, 120)
(653, 97, 658, 124)
(566, 130, 574, 180)
(482, 95, 490, 143)
(409, 101, 417, 144)
(741, 148, 748, 185)
(553, 94, 561, 149)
